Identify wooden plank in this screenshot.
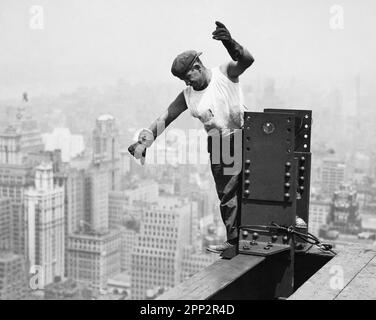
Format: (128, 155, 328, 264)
(157, 254, 265, 300)
(289, 245, 376, 300)
(336, 255, 376, 300)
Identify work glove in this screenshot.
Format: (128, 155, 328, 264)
(212, 21, 244, 61)
(128, 141, 147, 165)
(128, 128, 154, 165)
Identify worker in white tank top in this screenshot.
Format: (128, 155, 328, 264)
(129, 21, 255, 253)
(183, 66, 248, 136)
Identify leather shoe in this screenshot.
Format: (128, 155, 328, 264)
(206, 240, 237, 253)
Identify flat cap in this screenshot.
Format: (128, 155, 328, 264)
(171, 50, 202, 79)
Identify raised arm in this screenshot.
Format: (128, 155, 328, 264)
(128, 91, 187, 164)
(212, 21, 255, 81)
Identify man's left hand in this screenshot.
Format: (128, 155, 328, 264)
(212, 21, 232, 41)
(212, 21, 244, 61)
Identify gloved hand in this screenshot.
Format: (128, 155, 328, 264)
(128, 128, 154, 165)
(128, 141, 147, 165)
(212, 21, 244, 61)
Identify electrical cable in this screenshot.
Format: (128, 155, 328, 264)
(271, 222, 337, 255)
(239, 222, 337, 256)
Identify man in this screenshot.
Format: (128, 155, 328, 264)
(128, 21, 254, 253)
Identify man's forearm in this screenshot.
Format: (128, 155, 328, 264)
(213, 21, 254, 67)
(148, 115, 168, 141)
(223, 37, 254, 67)
(237, 46, 254, 68)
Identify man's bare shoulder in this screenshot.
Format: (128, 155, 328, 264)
(219, 63, 239, 83)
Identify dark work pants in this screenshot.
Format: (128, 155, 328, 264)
(207, 131, 242, 241)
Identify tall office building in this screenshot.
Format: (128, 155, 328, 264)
(120, 226, 137, 272)
(108, 191, 126, 229)
(308, 199, 331, 236)
(321, 158, 346, 198)
(0, 126, 23, 165)
(0, 126, 43, 166)
(66, 134, 122, 294)
(0, 251, 28, 300)
(65, 166, 86, 235)
(83, 164, 110, 232)
(25, 163, 65, 288)
(92, 114, 120, 191)
(327, 184, 362, 234)
(0, 164, 34, 255)
(131, 197, 192, 300)
(0, 112, 43, 256)
(0, 107, 44, 166)
(27, 150, 85, 279)
(66, 229, 122, 294)
(109, 180, 158, 228)
(0, 198, 12, 251)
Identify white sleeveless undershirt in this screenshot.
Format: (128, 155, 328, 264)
(183, 66, 248, 136)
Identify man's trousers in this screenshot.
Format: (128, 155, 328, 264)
(207, 130, 242, 241)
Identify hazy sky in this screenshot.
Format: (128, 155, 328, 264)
(0, 0, 375, 98)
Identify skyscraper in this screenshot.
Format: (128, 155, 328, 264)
(108, 180, 159, 229)
(25, 163, 65, 288)
(0, 164, 34, 255)
(63, 166, 84, 233)
(321, 158, 346, 198)
(65, 115, 123, 294)
(0, 112, 44, 256)
(327, 184, 361, 234)
(65, 160, 121, 294)
(120, 227, 137, 272)
(0, 198, 12, 251)
(308, 199, 331, 236)
(66, 229, 122, 294)
(0, 107, 44, 166)
(131, 197, 192, 300)
(83, 164, 110, 232)
(92, 114, 120, 191)
(0, 251, 28, 300)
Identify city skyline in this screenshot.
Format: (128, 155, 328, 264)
(1, 1, 376, 301)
